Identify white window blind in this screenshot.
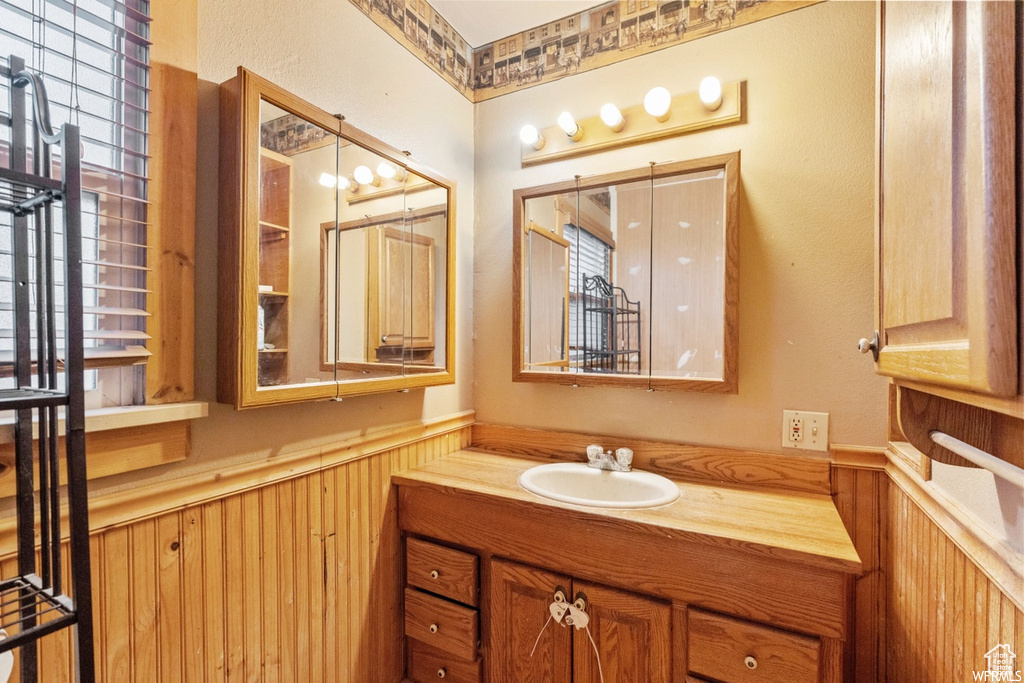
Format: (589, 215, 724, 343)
(565, 222, 611, 358)
(0, 0, 152, 407)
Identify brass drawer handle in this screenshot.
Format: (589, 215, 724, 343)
(430, 569, 440, 580)
(437, 668, 447, 678)
(744, 655, 758, 670)
(428, 623, 439, 634)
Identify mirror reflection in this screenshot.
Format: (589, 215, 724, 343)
(320, 156, 449, 379)
(517, 155, 737, 390)
(257, 100, 339, 388)
(257, 98, 451, 392)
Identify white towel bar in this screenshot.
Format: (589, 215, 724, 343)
(929, 430, 1024, 488)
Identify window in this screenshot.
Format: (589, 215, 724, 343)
(499, 43, 506, 57)
(555, 22, 561, 33)
(568, 18, 575, 30)
(564, 224, 611, 362)
(510, 38, 517, 52)
(1, 0, 152, 408)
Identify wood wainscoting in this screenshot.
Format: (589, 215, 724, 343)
(0, 412, 473, 682)
(832, 446, 1024, 683)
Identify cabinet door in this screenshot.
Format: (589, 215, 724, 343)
(876, 0, 1017, 396)
(571, 581, 671, 683)
(488, 559, 572, 683)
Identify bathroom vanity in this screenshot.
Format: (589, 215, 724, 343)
(395, 451, 861, 683)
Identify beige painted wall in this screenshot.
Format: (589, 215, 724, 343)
(473, 1, 889, 452)
(96, 0, 475, 494)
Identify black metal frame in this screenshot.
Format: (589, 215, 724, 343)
(0, 55, 95, 683)
(581, 274, 642, 375)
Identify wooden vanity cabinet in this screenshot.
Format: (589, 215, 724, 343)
(874, 0, 1019, 400)
(405, 541, 834, 683)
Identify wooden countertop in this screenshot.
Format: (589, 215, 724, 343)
(393, 449, 861, 575)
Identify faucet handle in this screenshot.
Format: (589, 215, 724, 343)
(586, 444, 603, 461)
(615, 448, 633, 468)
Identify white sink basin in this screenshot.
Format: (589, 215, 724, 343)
(518, 462, 680, 509)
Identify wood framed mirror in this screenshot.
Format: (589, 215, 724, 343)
(218, 67, 455, 408)
(512, 153, 739, 392)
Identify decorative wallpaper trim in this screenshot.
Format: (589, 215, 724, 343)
(348, 0, 824, 103)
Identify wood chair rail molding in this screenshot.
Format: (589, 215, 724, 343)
(470, 423, 831, 495)
(0, 410, 474, 553)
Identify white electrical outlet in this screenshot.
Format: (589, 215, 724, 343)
(782, 410, 829, 452)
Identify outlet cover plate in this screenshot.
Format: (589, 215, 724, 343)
(782, 410, 829, 452)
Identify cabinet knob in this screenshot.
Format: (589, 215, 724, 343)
(857, 331, 880, 362)
(429, 569, 440, 580)
(428, 623, 439, 634)
(437, 667, 447, 678)
(744, 655, 758, 670)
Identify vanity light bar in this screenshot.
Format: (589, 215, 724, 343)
(519, 79, 744, 167)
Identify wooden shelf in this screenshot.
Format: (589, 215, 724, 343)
(259, 221, 290, 241)
(258, 347, 289, 354)
(258, 290, 289, 299)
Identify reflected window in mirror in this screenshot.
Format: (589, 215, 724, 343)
(513, 153, 739, 393)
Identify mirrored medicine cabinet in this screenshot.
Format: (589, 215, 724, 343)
(218, 67, 455, 409)
(513, 153, 739, 392)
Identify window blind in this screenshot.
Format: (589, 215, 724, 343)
(0, 0, 152, 406)
(564, 222, 611, 358)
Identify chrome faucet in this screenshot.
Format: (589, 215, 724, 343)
(586, 444, 633, 472)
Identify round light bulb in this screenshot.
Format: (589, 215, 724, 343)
(377, 162, 397, 179)
(519, 124, 545, 150)
(600, 103, 624, 132)
(337, 176, 351, 190)
(644, 86, 672, 121)
(699, 76, 723, 111)
(353, 165, 377, 186)
(318, 172, 337, 188)
(557, 111, 582, 141)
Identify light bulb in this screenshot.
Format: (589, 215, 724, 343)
(600, 103, 624, 132)
(318, 172, 337, 188)
(644, 86, 672, 121)
(338, 176, 351, 190)
(377, 162, 397, 179)
(519, 124, 545, 150)
(353, 165, 378, 186)
(557, 111, 583, 141)
(699, 76, 723, 111)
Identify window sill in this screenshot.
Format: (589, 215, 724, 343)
(0, 401, 209, 443)
(0, 402, 208, 496)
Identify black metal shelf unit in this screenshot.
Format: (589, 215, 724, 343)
(581, 274, 642, 375)
(0, 55, 95, 682)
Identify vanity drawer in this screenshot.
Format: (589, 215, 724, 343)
(687, 609, 820, 683)
(408, 640, 482, 683)
(407, 537, 479, 607)
(405, 588, 479, 661)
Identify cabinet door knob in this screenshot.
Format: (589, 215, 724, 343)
(428, 623, 439, 634)
(744, 655, 758, 670)
(437, 667, 447, 678)
(857, 331, 879, 361)
(430, 569, 440, 580)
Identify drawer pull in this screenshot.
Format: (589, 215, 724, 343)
(429, 623, 439, 634)
(437, 667, 447, 678)
(744, 655, 758, 670)
(430, 570, 440, 580)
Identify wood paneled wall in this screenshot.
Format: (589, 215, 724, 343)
(0, 419, 472, 682)
(833, 447, 1024, 683)
(886, 479, 1023, 682)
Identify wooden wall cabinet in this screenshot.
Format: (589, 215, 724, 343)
(218, 67, 456, 408)
(873, 0, 1019, 402)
